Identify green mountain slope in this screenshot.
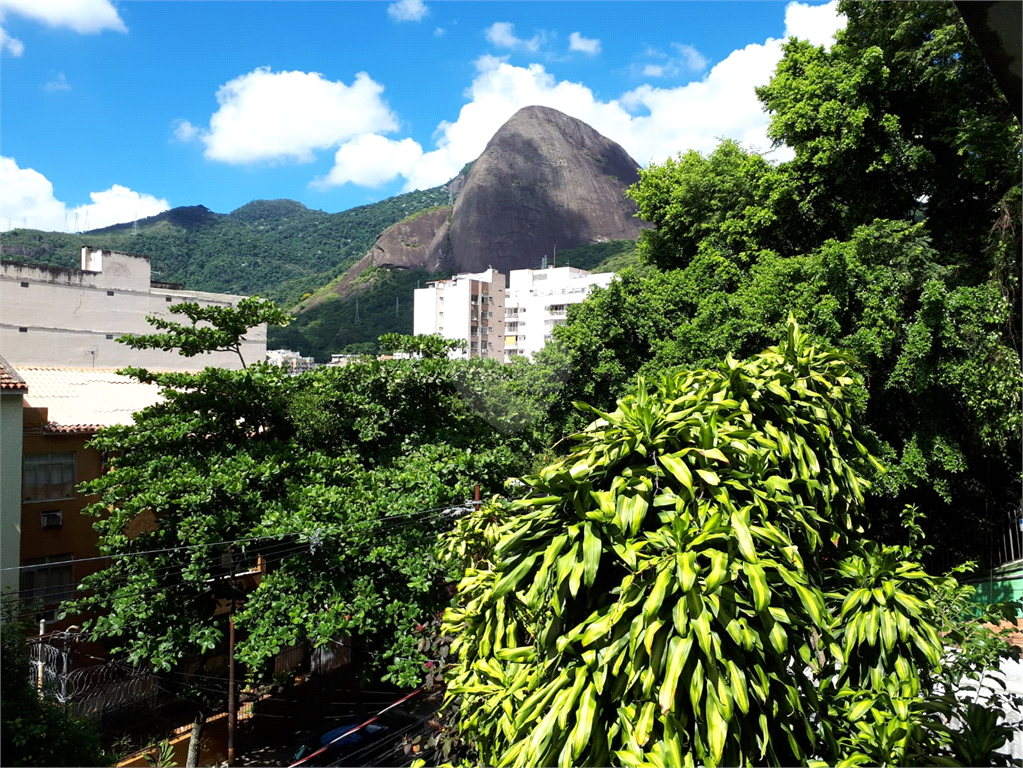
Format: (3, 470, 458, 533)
(0, 186, 451, 305)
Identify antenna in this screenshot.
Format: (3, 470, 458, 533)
(74, 213, 80, 233)
(64, 212, 69, 233)
(131, 211, 139, 236)
(83, 211, 90, 232)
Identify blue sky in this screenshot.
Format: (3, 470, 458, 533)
(0, 0, 843, 232)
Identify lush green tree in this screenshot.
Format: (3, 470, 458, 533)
(66, 310, 542, 686)
(1, 609, 106, 766)
(442, 321, 1021, 767)
(121, 296, 290, 366)
(550, 1, 1021, 558)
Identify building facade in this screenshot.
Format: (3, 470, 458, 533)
(12, 366, 163, 628)
(1, 357, 26, 597)
(1, 247, 266, 370)
(504, 267, 614, 361)
(413, 268, 506, 361)
(266, 349, 319, 374)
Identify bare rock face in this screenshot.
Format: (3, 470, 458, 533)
(432, 105, 644, 273)
(333, 206, 451, 295)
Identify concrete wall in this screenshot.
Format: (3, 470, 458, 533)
(0, 392, 23, 597)
(1, 250, 265, 370)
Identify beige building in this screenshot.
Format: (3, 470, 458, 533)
(1, 247, 266, 370)
(413, 268, 506, 361)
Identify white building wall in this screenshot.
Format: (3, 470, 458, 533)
(1, 248, 265, 370)
(505, 267, 614, 361)
(412, 268, 505, 362)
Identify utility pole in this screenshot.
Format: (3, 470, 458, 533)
(227, 551, 237, 766)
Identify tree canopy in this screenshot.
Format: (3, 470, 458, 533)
(537, 0, 1021, 560)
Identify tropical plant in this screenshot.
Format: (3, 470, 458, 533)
(442, 319, 1022, 767)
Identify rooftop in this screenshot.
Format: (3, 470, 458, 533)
(15, 366, 163, 430)
(0, 354, 28, 392)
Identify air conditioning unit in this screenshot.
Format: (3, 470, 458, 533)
(41, 511, 63, 529)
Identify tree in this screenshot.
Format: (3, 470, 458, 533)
(66, 307, 541, 686)
(120, 296, 290, 367)
(553, 1, 1021, 559)
(441, 320, 1021, 767)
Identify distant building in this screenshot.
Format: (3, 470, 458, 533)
(504, 267, 614, 361)
(1, 247, 266, 370)
(266, 349, 318, 374)
(413, 268, 506, 361)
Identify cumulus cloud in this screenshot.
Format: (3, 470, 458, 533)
(44, 72, 70, 91)
(180, 67, 398, 164)
(784, 0, 843, 46)
(569, 32, 601, 55)
(1, 27, 24, 56)
(0, 157, 169, 232)
(388, 0, 428, 23)
(485, 22, 545, 52)
(173, 119, 199, 142)
(315, 135, 424, 188)
(0, 0, 127, 34)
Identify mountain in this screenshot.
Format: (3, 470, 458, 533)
(433, 105, 645, 273)
(0, 187, 453, 305)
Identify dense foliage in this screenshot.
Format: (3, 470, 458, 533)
(66, 317, 543, 685)
(442, 321, 1021, 767)
(269, 266, 447, 360)
(536, 0, 1021, 561)
(1, 609, 106, 766)
(0, 187, 450, 306)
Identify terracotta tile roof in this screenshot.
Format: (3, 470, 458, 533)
(0, 355, 28, 392)
(14, 367, 163, 429)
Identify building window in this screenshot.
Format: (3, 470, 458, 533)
(481, 341, 488, 352)
(105, 334, 114, 340)
(166, 297, 173, 303)
(23, 452, 76, 503)
(107, 290, 115, 296)
(20, 554, 75, 608)
(20, 281, 29, 288)
(19, 327, 27, 333)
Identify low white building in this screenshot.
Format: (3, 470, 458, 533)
(1, 247, 266, 370)
(266, 349, 318, 374)
(413, 268, 506, 361)
(504, 267, 614, 361)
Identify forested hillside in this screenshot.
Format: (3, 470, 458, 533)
(0, 187, 451, 305)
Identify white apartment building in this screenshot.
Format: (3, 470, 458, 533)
(266, 349, 318, 374)
(1, 247, 266, 370)
(504, 267, 614, 361)
(413, 268, 506, 361)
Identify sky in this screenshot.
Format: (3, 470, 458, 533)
(0, 0, 845, 233)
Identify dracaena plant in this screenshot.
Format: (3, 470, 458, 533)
(441, 318, 881, 767)
(440, 318, 1020, 768)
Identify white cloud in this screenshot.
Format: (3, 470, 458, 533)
(784, 0, 843, 47)
(434, 27, 445, 37)
(183, 67, 398, 164)
(315, 135, 424, 188)
(1, 27, 24, 56)
(0, 0, 127, 34)
(44, 72, 70, 91)
(387, 0, 428, 23)
(484, 22, 545, 52)
(0, 157, 169, 232)
(173, 119, 199, 142)
(638, 43, 708, 78)
(569, 32, 601, 55)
